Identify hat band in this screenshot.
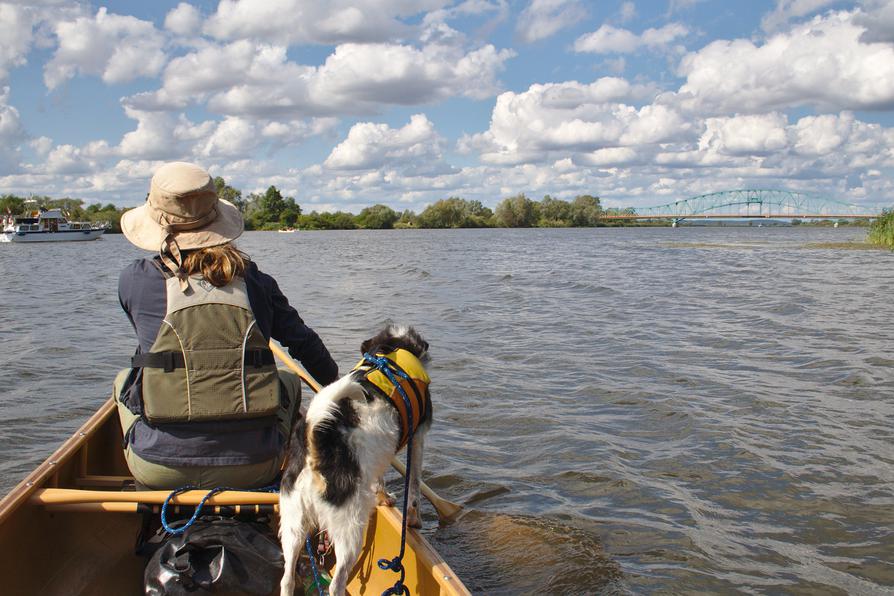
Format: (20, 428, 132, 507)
(147, 201, 219, 233)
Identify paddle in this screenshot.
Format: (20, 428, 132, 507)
(269, 342, 463, 521)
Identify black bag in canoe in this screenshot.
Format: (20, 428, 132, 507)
(144, 516, 283, 595)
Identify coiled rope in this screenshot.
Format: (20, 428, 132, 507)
(159, 484, 278, 535)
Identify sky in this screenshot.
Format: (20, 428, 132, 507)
(0, 0, 893, 213)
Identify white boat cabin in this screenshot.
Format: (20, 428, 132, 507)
(1, 208, 107, 243)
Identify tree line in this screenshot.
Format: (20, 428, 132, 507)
(217, 177, 627, 230)
(2, 177, 637, 232)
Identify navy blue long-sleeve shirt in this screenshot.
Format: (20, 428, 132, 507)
(118, 257, 338, 466)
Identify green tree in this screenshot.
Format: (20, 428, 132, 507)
(298, 211, 357, 230)
(259, 186, 286, 221)
(570, 194, 601, 226)
(538, 195, 572, 227)
(357, 204, 399, 229)
(463, 200, 494, 227)
(0, 194, 26, 215)
(243, 186, 301, 230)
(417, 198, 466, 228)
(279, 205, 301, 228)
(395, 209, 418, 229)
(214, 176, 245, 212)
(868, 209, 894, 249)
(494, 193, 538, 227)
(417, 197, 495, 228)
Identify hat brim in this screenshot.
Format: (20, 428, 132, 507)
(121, 198, 244, 251)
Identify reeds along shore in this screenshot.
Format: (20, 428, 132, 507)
(868, 210, 894, 249)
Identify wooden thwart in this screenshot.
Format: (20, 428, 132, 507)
(44, 503, 279, 514)
(31, 488, 279, 506)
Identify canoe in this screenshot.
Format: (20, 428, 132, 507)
(0, 397, 470, 595)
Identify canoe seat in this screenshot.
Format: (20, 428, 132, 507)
(75, 475, 136, 489)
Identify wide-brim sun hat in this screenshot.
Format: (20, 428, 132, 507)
(121, 161, 243, 252)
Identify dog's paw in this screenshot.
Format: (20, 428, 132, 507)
(376, 488, 396, 507)
(406, 503, 422, 528)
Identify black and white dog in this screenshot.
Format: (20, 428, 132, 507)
(279, 325, 433, 596)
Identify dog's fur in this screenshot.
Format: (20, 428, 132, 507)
(279, 324, 433, 596)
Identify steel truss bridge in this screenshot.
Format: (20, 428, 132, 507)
(602, 189, 883, 224)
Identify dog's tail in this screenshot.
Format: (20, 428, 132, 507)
(280, 416, 307, 493)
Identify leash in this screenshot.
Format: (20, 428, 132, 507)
(362, 353, 418, 596)
(305, 535, 326, 596)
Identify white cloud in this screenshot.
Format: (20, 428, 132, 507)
(575, 146, 638, 166)
(619, 1, 637, 23)
(324, 114, 444, 171)
(516, 0, 587, 43)
(574, 23, 688, 53)
(460, 78, 681, 164)
(113, 105, 333, 162)
(164, 2, 202, 36)
(44, 7, 167, 89)
(45, 143, 93, 174)
(855, 0, 894, 43)
(29, 135, 53, 157)
(0, 4, 36, 81)
(309, 42, 514, 108)
(0, 86, 25, 170)
(761, 0, 839, 32)
(127, 40, 515, 118)
(667, 0, 708, 14)
(205, 0, 449, 45)
(261, 117, 338, 144)
(675, 10, 894, 114)
(788, 111, 888, 158)
(126, 41, 313, 113)
(699, 113, 790, 156)
(198, 117, 257, 158)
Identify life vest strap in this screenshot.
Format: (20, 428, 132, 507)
(132, 349, 275, 372)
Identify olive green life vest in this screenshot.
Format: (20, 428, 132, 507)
(137, 275, 280, 424)
(354, 349, 430, 449)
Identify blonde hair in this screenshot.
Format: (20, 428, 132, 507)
(181, 243, 248, 287)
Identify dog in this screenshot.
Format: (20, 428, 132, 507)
(279, 324, 433, 596)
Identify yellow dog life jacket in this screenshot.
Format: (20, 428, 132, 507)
(354, 349, 430, 450)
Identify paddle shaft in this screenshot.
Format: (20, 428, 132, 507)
(269, 342, 463, 520)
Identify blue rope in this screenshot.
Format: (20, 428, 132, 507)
(362, 353, 416, 596)
(305, 535, 326, 596)
(159, 484, 279, 535)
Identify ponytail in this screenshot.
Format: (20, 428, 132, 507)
(181, 243, 248, 287)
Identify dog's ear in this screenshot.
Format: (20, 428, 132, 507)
(360, 338, 373, 355)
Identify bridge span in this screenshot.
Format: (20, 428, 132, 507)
(603, 189, 883, 223)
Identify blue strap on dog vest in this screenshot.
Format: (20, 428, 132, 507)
(362, 353, 417, 596)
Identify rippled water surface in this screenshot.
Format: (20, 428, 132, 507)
(1, 227, 892, 594)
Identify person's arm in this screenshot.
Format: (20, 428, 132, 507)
(265, 274, 339, 385)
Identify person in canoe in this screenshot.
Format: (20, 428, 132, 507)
(114, 161, 338, 489)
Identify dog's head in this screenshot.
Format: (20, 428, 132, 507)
(361, 324, 430, 363)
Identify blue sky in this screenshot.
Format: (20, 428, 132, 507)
(0, 0, 892, 212)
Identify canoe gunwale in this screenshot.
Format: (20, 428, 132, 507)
(0, 397, 115, 526)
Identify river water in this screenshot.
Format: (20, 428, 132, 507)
(1, 227, 892, 594)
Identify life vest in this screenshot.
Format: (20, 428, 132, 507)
(354, 349, 430, 450)
(133, 275, 281, 424)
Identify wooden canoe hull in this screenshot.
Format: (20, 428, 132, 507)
(0, 398, 469, 596)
